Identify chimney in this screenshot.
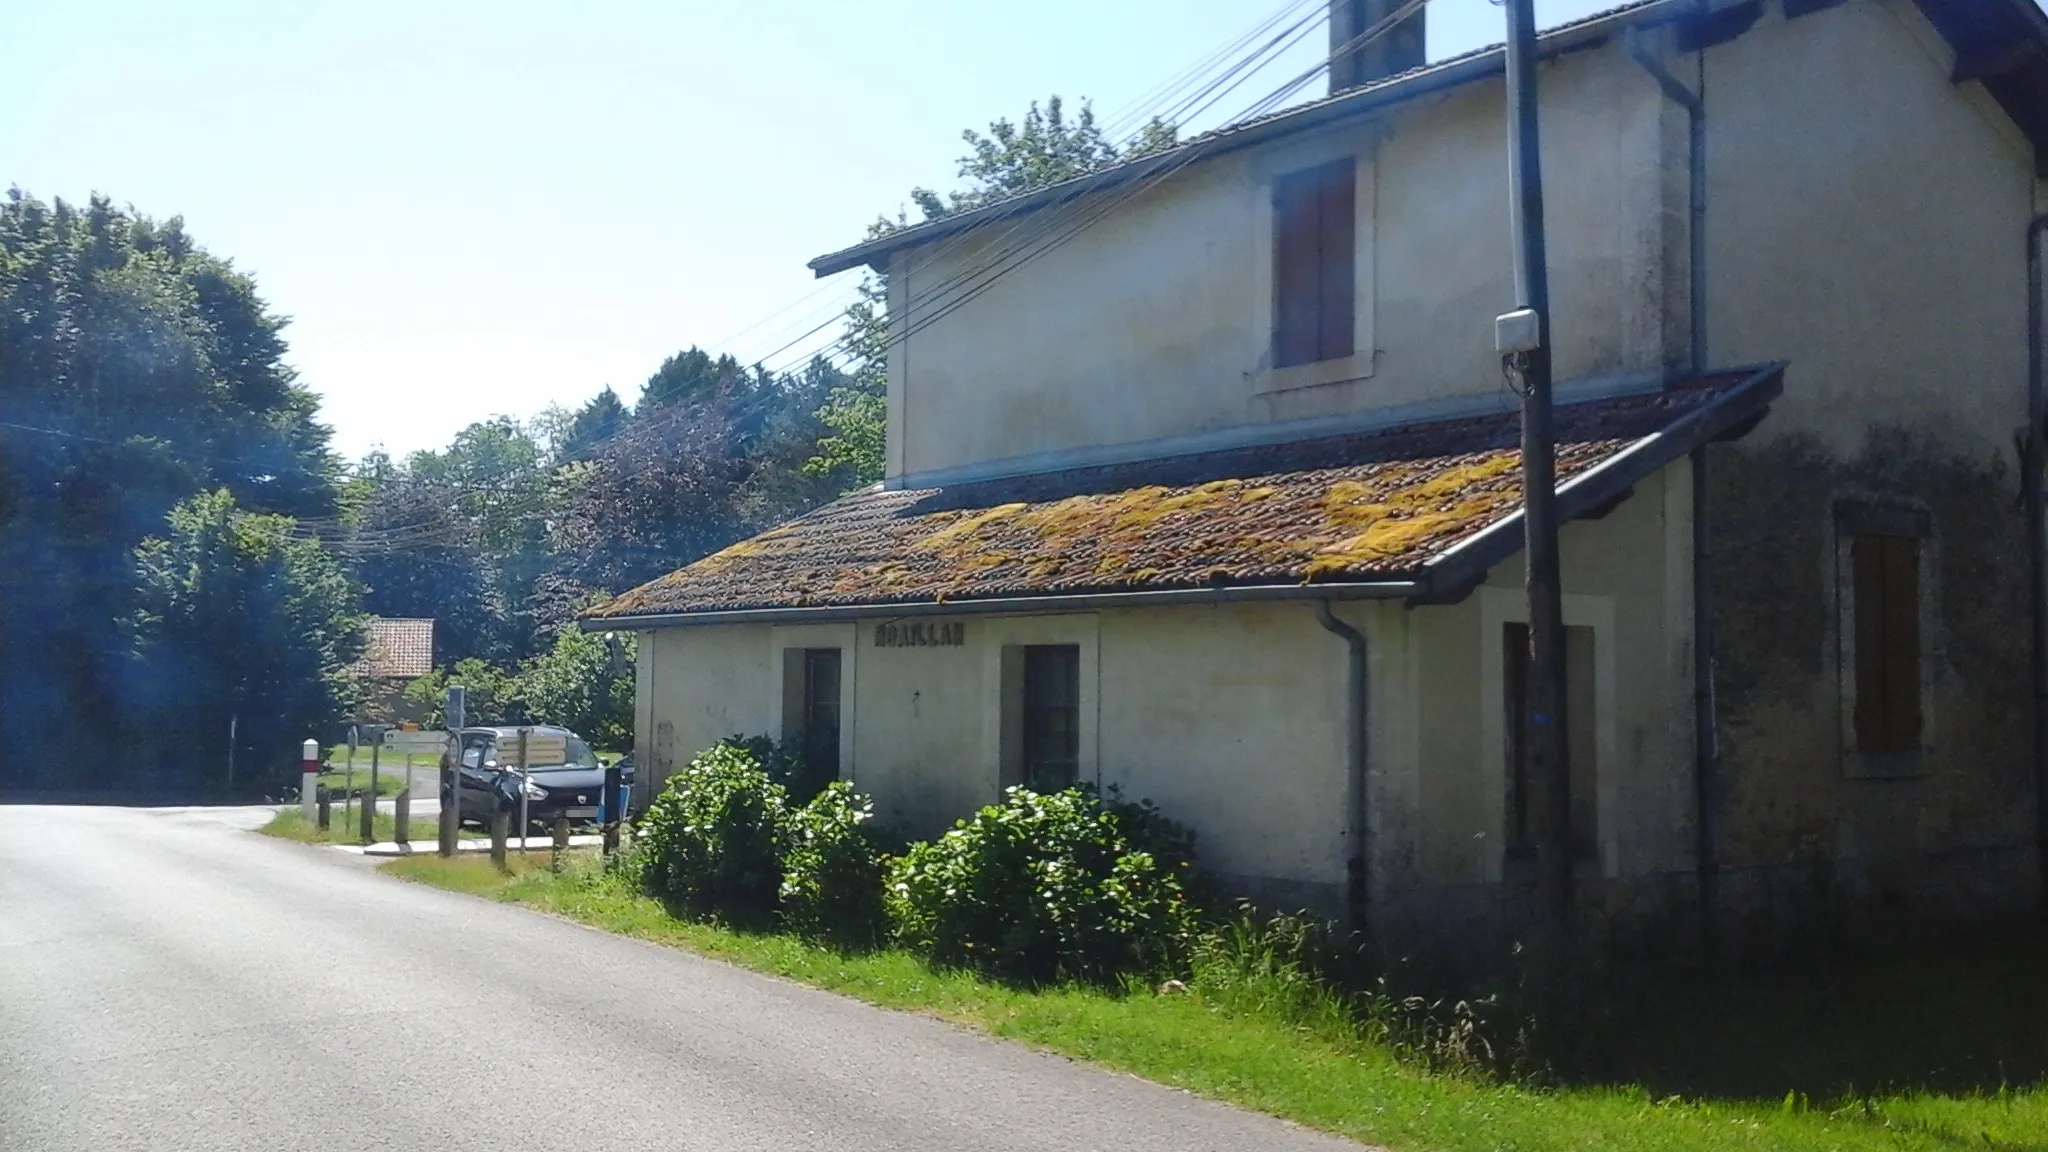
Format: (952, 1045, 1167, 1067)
(1329, 0, 1426, 95)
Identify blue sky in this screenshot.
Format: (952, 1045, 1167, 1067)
(3, 0, 1619, 460)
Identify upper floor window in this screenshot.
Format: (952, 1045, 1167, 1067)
(1272, 158, 1356, 368)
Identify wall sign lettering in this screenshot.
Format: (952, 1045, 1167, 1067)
(874, 621, 965, 648)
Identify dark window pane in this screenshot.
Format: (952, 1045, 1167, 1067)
(1023, 645, 1080, 790)
(1853, 533, 1921, 753)
(802, 648, 841, 780)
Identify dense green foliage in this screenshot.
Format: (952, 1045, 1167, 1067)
(779, 782, 891, 948)
(0, 191, 340, 793)
(125, 490, 364, 791)
(632, 743, 789, 927)
(887, 785, 1198, 986)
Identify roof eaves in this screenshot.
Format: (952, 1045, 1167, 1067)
(578, 577, 1429, 632)
(1411, 361, 1786, 605)
(807, 0, 1678, 278)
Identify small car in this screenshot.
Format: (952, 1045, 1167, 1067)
(442, 725, 631, 831)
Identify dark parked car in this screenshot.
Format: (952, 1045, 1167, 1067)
(442, 725, 632, 831)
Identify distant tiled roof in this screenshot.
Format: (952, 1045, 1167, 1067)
(352, 617, 434, 679)
(588, 367, 1782, 622)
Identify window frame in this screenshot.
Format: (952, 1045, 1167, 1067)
(1251, 145, 1376, 396)
(1478, 587, 1616, 881)
(1271, 158, 1358, 370)
(1021, 644, 1082, 791)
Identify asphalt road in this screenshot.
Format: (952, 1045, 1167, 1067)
(0, 805, 1366, 1152)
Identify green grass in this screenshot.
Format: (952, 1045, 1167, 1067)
(260, 805, 477, 845)
(381, 853, 2048, 1152)
(313, 769, 415, 798)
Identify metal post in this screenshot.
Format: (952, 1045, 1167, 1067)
(440, 687, 465, 857)
(369, 738, 382, 836)
(226, 713, 237, 792)
(299, 739, 319, 822)
(1502, 0, 1574, 949)
(602, 761, 622, 856)
(394, 789, 411, 850)
(517, 727, 532, 855)
(490, 809, 508, 870)
(343, 727, 357, 834)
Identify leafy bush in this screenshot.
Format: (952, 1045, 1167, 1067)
(886, 785, 1197, 986)
(718, 732, 831, 804)
(632, 742, 787, 927)
(779, 782, 890, 948)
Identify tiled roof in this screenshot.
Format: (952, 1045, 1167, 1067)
(352, 617, 434, 679)
(588, 368, 1781, 622)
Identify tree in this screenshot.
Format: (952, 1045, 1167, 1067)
(517, 626, 634, 750)
(557, 386, 627, 461)
(806, 279, 888, 490)
(546, 398, 748, 597)
(0, 190, 339, 792)
(405, 416, 552, 659)
(349, 478, 501, 661)
(637, 347, 752, 414)
(126, 490, 362, 793)
(904, 96, 1176, 224)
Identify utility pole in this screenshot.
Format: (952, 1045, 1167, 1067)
(1497, 0, 1575, 955)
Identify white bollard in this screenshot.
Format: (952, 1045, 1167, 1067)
(300, 739, 320, 820)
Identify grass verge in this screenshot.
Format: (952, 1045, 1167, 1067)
(260, 805, 479, 845)
(381, 853, 2048, 1152)
(313, 769, 412, 798)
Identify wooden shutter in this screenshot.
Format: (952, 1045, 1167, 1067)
(1316, 161, 1356, 361)
(1852, 533, 1921, 752)
(1273, 171, 1321, 368)
(1273, 159, 1355, 368)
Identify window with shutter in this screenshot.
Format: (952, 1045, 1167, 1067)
(1851, 533, 1921, 753)
(1273, 159, 1356, 368)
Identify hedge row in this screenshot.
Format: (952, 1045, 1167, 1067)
(630, 738, 1198, 983)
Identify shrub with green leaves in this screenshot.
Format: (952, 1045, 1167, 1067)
(886, 785, 1197, 986)
(779, 781, 890, 948)
(632, 742, 787, 927)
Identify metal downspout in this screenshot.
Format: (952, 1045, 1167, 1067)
(1313, 599, 1371, 932)
(1627, 26, 1718, 943)
(2028, 212, 2047, 921)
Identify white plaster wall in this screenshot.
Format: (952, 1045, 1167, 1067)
(639, 604, 1356, 896)
(1096, 602, 1353, 899)
(1383, 462, 1695, 890)
(639, 624, 772, 795)
(1703, 0, 2041, 457)
(887, 40, 1671, 479)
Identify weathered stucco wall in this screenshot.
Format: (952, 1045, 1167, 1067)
(888, 37, 1674, 480)
(1696, 0, 2045, 938)
(638, 604, 1357, 910)
(1373, 461, 1698, 950)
